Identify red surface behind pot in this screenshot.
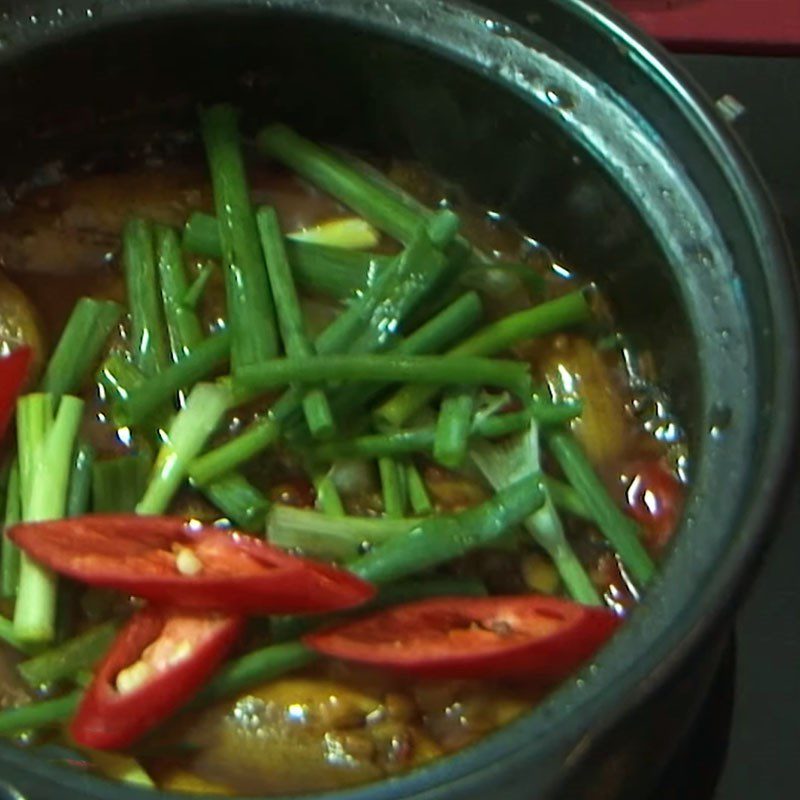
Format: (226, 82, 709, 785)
(611, 0, 800, 54)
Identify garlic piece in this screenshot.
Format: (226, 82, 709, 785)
(175, 546, 203, 576)
(115, 660, 156, 694)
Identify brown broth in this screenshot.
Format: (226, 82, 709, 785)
(0, 145, 687, 795)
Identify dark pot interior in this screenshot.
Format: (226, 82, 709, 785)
(0, 1, 795, 799)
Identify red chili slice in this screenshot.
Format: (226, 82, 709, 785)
(0, 346, 32, 442)
(8, 514, 374, 613)
(71, 606, 243, 749)
(621, 458, 683, 553)
(303, 595, 620, 680)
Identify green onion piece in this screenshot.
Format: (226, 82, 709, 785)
(311, 409, 535, 461)
(0, 614, 35, 654)
(1, 462, 21, 599)
(531, 395, 584, 426)
(155, 225, 204, 362)
(118, 329, 231, 426)
(189, 214, 460, 483)
(397, 292, 483, 355)
(544, 475, 593, 521)
(378, 457, 406, 518)
(315, 212, 455, 358)
(288, 217, 380, 249)
(547, 430, 656, 586)
(267, 505, 420, 561)
(58, 442, 96, 643)
(182, 213, 222, 258)
(14, 395, 84, 643)
(122, 219, 169, 376)
(288, 243, 391, 300)
(471, 422, 601, 606)
(66, 443, 95, 518)
(405, 462, 433, 515)
(16, 395, 51, 503)
(197, 473, 270, 532)
(0, 461, 7, 520)
(310, 466, 345, 517)
(238, 211, 456, 440)
(377, 289, 592, 427)
(353, 214, 459, 354)
(257, 206, 335, 439)
(190, 416, 282, 489)
(195, 642, 315, 707)
(256, 126, 483, 278)
(349, 473, 545, 585)
(93, 451, 152, 513)
(235, 354, 532, 405)
(433, 387, 475, 469)
(97, 354, 145, 406)
(459, 261, 546, 300)
(154, 224, 265, 527)
(200, 104, 278, 371)
(257, 124, 425, 243)
(183, 261, 217, 309)
(136, 383, 231, 515)
(40, 298, 122, 401)
(184, 212, 392, 301)
(322, 291, 483, 425)
(18, 621, 118, 688)
(0, 689, 81, 736)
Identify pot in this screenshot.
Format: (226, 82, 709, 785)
(0, 1, 795, 798)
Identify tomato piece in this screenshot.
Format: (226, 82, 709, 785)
(71, 606, 243, 749)
(0, 346, 32, 441)
(621, 459, 683, 553)
(8, 514, 374, 614)
(303, 595, 620, 680)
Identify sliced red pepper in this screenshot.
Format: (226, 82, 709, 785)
(303, 595, 620, 680)
(8, 514, 374, 613)
(70, 606, 243, 749)
(621, 458, 684, 553)
(0, 346, 32, 442)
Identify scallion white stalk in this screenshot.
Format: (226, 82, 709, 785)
(14, 394, 84, 642)
(136, 383, 231, 515)
(470, 419, 601, 605)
